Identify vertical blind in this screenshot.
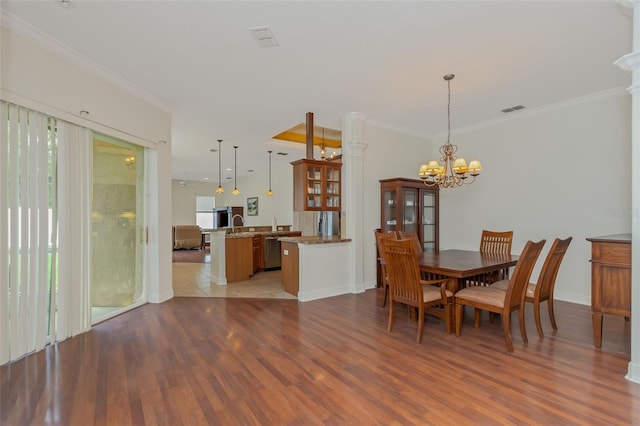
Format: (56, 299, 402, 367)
(0, 101, 91, 365)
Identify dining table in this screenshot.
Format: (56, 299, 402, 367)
(418, 249, 519, 293)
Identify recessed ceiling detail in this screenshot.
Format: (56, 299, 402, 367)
(272, 123, 341, 148)
(249, 26, 279, 48)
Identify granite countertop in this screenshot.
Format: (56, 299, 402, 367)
(225, 230, 302, 239)
(278, 236, 351, 244)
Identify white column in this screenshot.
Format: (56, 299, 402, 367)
(147, 138, 174, 303)
(210, 230, 228, 285)
(615, 0, 640, 384)
(343, 112, 368, 294)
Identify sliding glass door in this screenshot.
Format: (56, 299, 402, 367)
(91, 134, 146, 323)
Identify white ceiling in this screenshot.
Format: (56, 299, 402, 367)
(1, 1, 633, 182)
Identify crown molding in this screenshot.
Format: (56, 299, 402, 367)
(1, 9, 173, 113)
(364, 117, 430, 140)
(354, 87, 629, 142)
(433, 86, 630, 139)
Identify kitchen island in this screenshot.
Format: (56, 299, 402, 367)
(210, 227, 301, 285)
(279, 236, 352, 301)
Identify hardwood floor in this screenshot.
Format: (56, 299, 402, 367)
(1, 290, 637, 425)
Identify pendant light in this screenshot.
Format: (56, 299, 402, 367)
(216, 139, 224, 194)
(267, 150, 274, 196)
(232, 145, 240, 195)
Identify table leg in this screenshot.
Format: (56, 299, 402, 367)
(449, 278, 458, 294)
(592, 312, 603, 348)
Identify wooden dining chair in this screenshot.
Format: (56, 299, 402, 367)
(375, 229, 398, 307)
(454, 239, 545, 352)
(492, 237, 572, 338)
(480, 230, 514, 255)
(397, 230, 423, 254)
(380, 238, 453, 343)
(467, 230, 514, 287)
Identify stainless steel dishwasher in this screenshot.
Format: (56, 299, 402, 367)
(264, 236, 281, 270)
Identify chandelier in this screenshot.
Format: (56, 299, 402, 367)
(418, 74, 482, 188)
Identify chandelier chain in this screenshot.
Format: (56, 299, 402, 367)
(447, 77, 451, 145)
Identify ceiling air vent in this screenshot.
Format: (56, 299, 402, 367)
(276, 152, 288, 156)
(249, 26, 279, 48)
(57, 0, 76, 9)
(501, 105, 525, 113)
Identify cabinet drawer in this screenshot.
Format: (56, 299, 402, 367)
(591, 241, 631, 266)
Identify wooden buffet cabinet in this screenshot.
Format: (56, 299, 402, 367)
(586, 233, 631, 348)
(292, 159, 341, 211)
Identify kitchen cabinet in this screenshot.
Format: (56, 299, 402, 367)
(586, 234, 631, 348)
(281, 241, 299, 296)
(225, 236, 253, 283)
(292, 159, 341, 211)
(253, 236, 262, 274)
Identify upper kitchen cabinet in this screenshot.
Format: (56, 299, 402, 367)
(380, 177, 439, 253)
(292, 159, 342, 211)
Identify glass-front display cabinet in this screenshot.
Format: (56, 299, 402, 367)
(292, 159, 341, 211)
(378, 178, 439, 288)
(379, 177, 439, 252)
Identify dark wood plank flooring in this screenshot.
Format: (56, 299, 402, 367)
(1, 289, 637, 425)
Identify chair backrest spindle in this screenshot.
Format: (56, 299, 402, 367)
(480, 230, 513, 255)
(381, 238, 423, 305)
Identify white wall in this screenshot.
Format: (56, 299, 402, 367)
(360, 121, 434, 289)
(0, 27, 170, 144)
(1, 25, 174, 304)
(208, 161, 295, 228)
(439, 92, 631, 305)
(171, 180, 218, 225)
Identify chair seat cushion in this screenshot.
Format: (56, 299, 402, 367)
(490, 279, 509, 291)
(490, 280, 536, 297)
(423, 285, 453, 303)
(455, 286, 506, 307)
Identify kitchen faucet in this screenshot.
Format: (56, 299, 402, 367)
(231, 214, 245, 232)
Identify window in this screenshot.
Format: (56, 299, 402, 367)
(196, 196, 214, 229)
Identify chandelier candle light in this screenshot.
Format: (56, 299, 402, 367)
(418, 74, 482, 188)
(216, 139, 224, 194)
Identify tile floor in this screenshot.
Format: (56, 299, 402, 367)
(172, 261, 297, 299)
